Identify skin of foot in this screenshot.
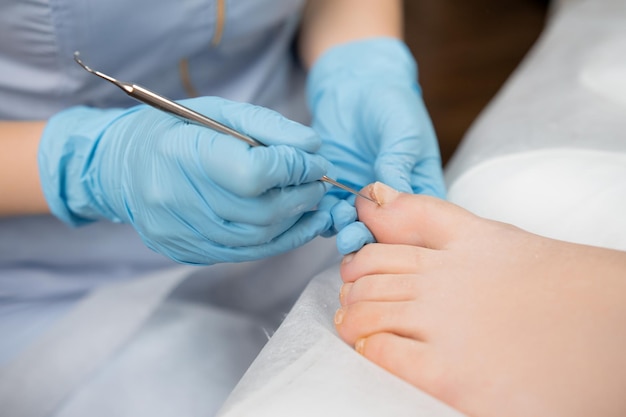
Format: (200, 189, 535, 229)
(334, 182, 626, 417)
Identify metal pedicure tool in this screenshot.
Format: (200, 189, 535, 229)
(73, 52, 376, 203)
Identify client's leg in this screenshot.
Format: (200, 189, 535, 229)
(335, 182, 626, 417)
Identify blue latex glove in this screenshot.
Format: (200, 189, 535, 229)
(306, 37, 446, 255)
(39, 97, 332, 264)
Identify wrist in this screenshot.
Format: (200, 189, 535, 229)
(39, 106, 127, 225)
(306, 37, 418, 109)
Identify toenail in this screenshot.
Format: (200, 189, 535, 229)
(339, 283, 351, 305)
(339, 284, 347, 304)
(341, 253, 355, 264)
(334, 308, 345, 325)
(370, 182, 399, 206)
(355, 338, 365, 354)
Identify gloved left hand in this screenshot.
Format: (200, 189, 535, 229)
(306, 37, 446, 254)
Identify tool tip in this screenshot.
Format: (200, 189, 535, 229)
(357, 192, 380, 205)
(73, 51, 89, 71)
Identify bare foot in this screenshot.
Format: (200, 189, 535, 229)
(335, 182, 626, 417)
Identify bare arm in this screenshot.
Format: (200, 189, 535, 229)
(298, 0, 403, 69)
(0, 121, 50, 216)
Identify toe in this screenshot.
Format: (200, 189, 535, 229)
(340, 243, 436, 283)
(342, 274, 420, 305)
(335, 301, 425, 346)
(355, 182, 473, 249)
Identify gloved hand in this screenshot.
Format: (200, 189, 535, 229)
(306, 37, 446, 255)
(39, 97, 332, 264)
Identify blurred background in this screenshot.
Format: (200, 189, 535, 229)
(403, 0, 550, 166)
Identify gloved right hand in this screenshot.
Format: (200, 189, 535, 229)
(38, 97, 332, 264)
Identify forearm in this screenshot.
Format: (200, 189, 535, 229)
(0, 121, 50, 216)
(299, 0, 403, 69)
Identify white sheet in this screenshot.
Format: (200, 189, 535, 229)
(448, 149, 626, 251)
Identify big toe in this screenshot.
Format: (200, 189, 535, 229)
(355, 182, 470, 248)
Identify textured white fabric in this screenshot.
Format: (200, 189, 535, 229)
(0, 237, 339, 417)
(448, 149, 626, 251)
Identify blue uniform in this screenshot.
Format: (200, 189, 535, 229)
(0, 0, 309, 366)
(0, 0, 307, 120)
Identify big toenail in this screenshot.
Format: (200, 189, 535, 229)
(370, 182, 399, 206)
(341, 253, 354, 264)
(355, 338, 365, 354)
(334, 308, 345, 325)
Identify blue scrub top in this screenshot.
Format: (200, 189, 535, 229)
(0, 0, 309, 364)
